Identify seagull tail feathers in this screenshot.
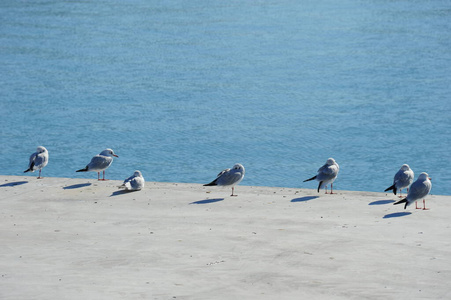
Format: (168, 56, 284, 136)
(393, 198, 408, 209)
(384, 184, 397, 195)
(204, 179, 218, 186)
(303, 175, 317, 182)
(24, 161, 35, 173)
(317, 181, 323, 193)
(76, 166, 88, 172)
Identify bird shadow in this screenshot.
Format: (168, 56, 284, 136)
(291, 196, 320, 203)
(0, 181, 28, 187)
(110, 190, 139, 197)
(190, 198, 225, 205)
(369, 199, 395, 205)
(63, 183, 92, 190)
(383, 212, 412, 219)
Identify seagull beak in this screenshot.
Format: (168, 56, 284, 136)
(428, 177, 431, 180)
(113, 154, 119, 157)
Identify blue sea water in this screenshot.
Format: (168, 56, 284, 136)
(1, 0, 450, 195)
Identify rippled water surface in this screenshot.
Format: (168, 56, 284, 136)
(1, 0, 450, 195)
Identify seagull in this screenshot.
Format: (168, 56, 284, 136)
(384, 164, 414, 197)
(76, 148, 118, 181)
(118, 170, 145, 191)
(204, 163, 245, 196)
(303, 158, 339, 194)
(24, 146, 49, 179)
(394, 172, 432, 210)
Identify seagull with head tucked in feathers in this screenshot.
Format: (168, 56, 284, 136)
(24, 146, 49, 179)
(204, 163, 245, 196)
(118, 170, 145, 191)
(303, 158, 339, 194)
(384, 164, 414, 197)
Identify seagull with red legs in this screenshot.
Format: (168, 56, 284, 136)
(24, 146, 49, 179)
(394, 172, 432, 210)
(204, 163, 245, 196)
(303, 158, 339, 194)
(76, 148, 118, 181)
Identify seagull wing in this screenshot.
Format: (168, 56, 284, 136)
(87, 155, 112, 171)
(216, 169, 243, 186)
(28, 152, 38, 171)
(408, 180, 431, 201)
(316, 164, 339, 182)
(33, 152, 47, 170)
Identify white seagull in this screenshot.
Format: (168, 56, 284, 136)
(303, 158, 340, 194)
(204, 163, 245, 196)
(118, 170, 145, 191)
(24, 146, 49, 179)
(384, 164, 414, 197)
(394, 172, 432, 210)
(76, 148, 118, 181)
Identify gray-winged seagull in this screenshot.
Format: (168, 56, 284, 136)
(118, 170, 145, 191)
(394, 172, 432, 210)
(204, 163, 245, 196)
(303, 158, 339, 194)
(76, 148, 118, 181)
(24, 146, 49, 179)
(384, 164, 414, 197)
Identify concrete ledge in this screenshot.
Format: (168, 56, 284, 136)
(1, 175, 450, 299)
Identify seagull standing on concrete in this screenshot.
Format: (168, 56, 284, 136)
(24, 146, 49, 179)
(204, 163, 245, 196)
(118, 170, 145, 191)
(76, 148, 118, 181)
(394, 172, 432, 210)
(384, 164, 414, 197)
(303, 158, 340, 194)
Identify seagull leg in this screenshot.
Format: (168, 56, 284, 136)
(330, 183, 335, 194)
(416, 201, 421, 209)
(97, 171, 108, 181)
(98, 171, 108, 181)
(398, 190, 403, 198)
(324, 186, 328, 194)
(422, 199, 429, 210)
(231, 187, 237, 197)
(37, 170, 42, 179)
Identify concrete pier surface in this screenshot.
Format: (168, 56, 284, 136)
(1, 175, 450, 299)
